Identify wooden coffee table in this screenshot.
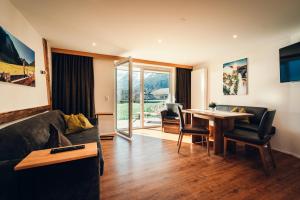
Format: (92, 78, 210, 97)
(15, 142, 98, 171)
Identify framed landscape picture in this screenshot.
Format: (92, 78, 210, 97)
(223, 58, 248, 95)
(0, 26, 35, 87)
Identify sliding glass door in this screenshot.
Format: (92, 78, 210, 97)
(143, 70, 170, 127)
(115, 58, 133, 139)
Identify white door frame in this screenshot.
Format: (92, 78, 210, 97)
(114, 57, 133, 140)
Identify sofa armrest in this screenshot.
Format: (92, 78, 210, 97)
(88, 117, 98, 126)
(19, 156, 100, 200)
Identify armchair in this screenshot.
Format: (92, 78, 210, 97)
(161, 103, 182, 134)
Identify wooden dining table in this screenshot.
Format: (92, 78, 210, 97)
(182, 109, 253, 155)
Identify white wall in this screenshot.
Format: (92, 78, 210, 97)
(94, 58, 115, 134)
(0, 0, 47, 113)
(191, 66, 208, 109)
(203, 31, 300, 158)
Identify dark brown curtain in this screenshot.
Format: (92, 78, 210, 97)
(176, 68, 192, 122)
(52, 53, 95, 118)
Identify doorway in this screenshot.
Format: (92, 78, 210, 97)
(115, 61, 173, 139)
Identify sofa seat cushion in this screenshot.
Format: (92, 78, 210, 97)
(235, 122, 276, 135)
(235, 122, 259, 132)
(224, 129, 271, 145)
(65, 127, 99, 145)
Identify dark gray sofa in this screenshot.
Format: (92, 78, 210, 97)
(216, 105, 276, 134)
(0, 110, 104, 200)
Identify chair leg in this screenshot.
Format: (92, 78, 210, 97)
(224, 137, 228, 158)
(267, 142, 276, 169)
(177, 133, 184, 153)
(177, 131, 182, 146)
(258, 146, 269, 175)
(207, 135, 210, 156)
(201, 136, 204, 147)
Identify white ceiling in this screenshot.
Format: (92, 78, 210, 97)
(11, 0, 300, 65)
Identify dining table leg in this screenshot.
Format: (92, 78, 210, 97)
(214, 118, 235, 155)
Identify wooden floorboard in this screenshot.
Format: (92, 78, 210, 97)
(100, 130, 300, 200)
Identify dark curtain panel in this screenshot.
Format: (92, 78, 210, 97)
(52, 53, 95, 118)
(175, 68, 192, 123)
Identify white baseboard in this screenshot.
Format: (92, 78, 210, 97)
(272, 147, 300, 159)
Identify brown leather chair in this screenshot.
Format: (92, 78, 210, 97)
(177, 106, 210, 155)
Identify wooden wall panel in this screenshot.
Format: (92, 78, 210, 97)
(0, 105, 51, 125)
(51, 48, 193, 69)
(43, 38, 52, 106)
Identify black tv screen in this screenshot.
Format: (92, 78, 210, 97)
(280, 41, 300, 83)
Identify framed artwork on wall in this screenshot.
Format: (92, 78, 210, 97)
(223, 58, 248, 95)
(0, 26, 35, 87)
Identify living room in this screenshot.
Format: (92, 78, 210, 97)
(1, 0, 300, 199)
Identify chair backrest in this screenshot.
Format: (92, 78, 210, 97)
(177, 106, 185, 131)
(166, 103, 183, 116)
(258, 110, 276, 138)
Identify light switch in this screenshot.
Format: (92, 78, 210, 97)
(105, 96, 109, 101)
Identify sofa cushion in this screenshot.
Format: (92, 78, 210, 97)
(65, 127, 99, 145)
(64, 114, 85, 134)
(0, 132, 30, 161)
(244, 106, 267, 124)
(216, 105, 267, 125)
(78, 114, 94, 129)
(224, 129, 272, 145)
(235, 122, 259, 132)
(0, 110, 67, 160)
(45, 124, 72, 148)
(45, 124, 61, 148)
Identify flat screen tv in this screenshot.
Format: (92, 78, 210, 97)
(279, 41, 300, 83)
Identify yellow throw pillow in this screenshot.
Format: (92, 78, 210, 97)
(78, 113, 94, 129)
(231, 107, 239, 112)
(64, 114, 84, 134)
(238, 107, 250, 124)
(64, 113, 94, 134)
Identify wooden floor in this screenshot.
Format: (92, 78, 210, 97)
(100, 130, 300, 200)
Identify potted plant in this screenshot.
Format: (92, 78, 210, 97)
(208, 102, 217, 111)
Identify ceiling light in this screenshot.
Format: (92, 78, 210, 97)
(92, 42, 96, 46)
(158, 39, 163, 44)
(233, 35, 238, 39)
